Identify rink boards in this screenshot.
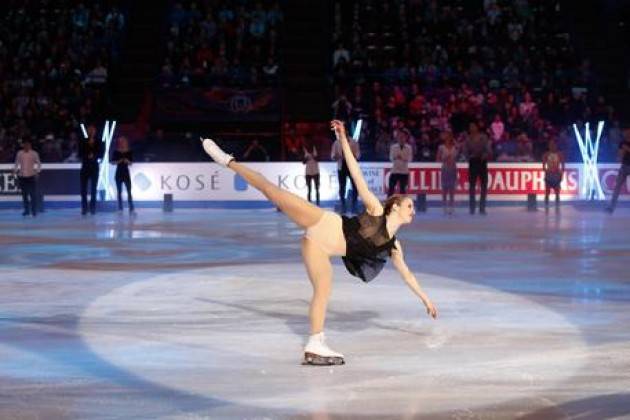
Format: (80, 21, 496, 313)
(0, 162, 628, 203)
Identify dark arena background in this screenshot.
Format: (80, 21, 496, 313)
(1, 1, 630, 419)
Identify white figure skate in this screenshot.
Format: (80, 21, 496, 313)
(201, 138, 234, 167)
(303, 332, 345, 366)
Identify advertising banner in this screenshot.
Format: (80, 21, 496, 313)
(0, 163, 628, 203)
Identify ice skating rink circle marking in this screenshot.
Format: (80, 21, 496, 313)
(79, 263, 587, 415)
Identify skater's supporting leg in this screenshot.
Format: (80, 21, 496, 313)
(228, 161, 324, 229)
(301, 237, 343, 365)
(301, 237, 333, 334)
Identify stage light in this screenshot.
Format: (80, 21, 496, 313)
(352, 119, 363, 141)
(572, 121, 605, 200)
(96, 120, 117, 200)
(80, 123, 88, 139)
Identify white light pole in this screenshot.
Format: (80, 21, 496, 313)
(572, 121, 605, 200)
(95, 120, 117, 201)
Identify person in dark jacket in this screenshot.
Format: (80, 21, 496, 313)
(79, 125, 105, 215)
(112, 136, 135, 214)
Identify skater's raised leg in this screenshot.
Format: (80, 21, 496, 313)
(203, 138, 323, 229)
(229, 160, 323, 228)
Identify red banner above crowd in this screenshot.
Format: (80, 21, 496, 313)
(153, 87, 280, 123)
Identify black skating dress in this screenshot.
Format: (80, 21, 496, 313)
(341, 211, 397, 282)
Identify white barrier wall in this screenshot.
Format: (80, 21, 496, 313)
(0, 162, 628, 202)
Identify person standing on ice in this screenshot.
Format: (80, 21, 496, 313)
(303, 145, 320, 205)
(606, 129, 630, 213)
(542, 139, 564, 211)
(201, 120, 437, 366)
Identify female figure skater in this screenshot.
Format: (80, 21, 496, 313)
(303, 145, 320, 205)
(436, 130, 458, 215)
(112, 136, 135, 214)
(201, 120, 437, 366)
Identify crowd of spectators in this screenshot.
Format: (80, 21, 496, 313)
(1, 0, 624, 165)
(158, 0, 282, 88)
(330, 0, 621, 163)
(0, 0, 125, 163)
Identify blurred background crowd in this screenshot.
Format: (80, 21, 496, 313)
(1, 0, 629, 164)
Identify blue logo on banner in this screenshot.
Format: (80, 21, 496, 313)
(134, 173, 152, 191)
(234, 174, 248, 191)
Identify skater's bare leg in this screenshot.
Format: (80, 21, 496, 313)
(228, 161, 324, 229)
(301, 237, 344, 364)
(301, 237, 332, 334)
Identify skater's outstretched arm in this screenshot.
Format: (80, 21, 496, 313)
(391, 240, 438, 319)
(330, 120, 383, 215)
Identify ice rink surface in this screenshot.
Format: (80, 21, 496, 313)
(0, 205, 629, 419)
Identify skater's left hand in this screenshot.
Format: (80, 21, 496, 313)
(330, 120, 347, 139)
(425, 300, 438, 319)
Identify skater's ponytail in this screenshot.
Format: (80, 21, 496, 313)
(383, 194, 409, 215)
